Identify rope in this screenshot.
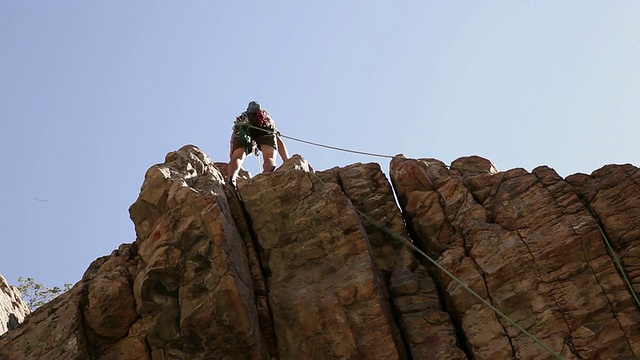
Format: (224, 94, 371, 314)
(304, 170, 563, 359)
(596, 222, 640, 308)
(237, 122, 560, 357)
(354, 209, 565, 359)
(236, 121, 639, 358)
(280, 134, 394, 159)
(242, 124, 492, 173)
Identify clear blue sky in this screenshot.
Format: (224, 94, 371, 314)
(1, 2, 638, 289)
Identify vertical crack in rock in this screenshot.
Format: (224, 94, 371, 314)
(532, 166, 640, 358)
(515, 227, 580, 359)
(565, 167, 640, 358)
(533, 172, 616, 359)
(393, 156, 593, 358)
(440, 171, 518, 359)
(390, 157, 486, 359)
(317, 167, 414, 359)
(238, 156, 409, 359)
(222, 184, 280, 359)
(128, 145, 270, 359)
(574, 216, 634, 359)
(3, 148, 640, 360)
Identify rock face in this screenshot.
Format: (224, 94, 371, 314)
(0, 275, 30, 336)
(317, 164, 466, 359)
(390, 156, 640, 359)
(1, 145, 639, 360)
(239, 158, 406, 359)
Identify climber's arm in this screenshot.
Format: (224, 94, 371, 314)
(277, 134, 289, 162)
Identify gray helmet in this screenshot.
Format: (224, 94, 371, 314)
(247, 101, 261, 113)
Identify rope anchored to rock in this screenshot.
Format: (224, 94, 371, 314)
(304, 171, 565, 360)
(237, 123, 568, 358)
(242, 124, 492, 174)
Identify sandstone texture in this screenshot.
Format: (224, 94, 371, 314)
(566, 165, 640, 296)
(390, 156, 640, 359)
(1, 145, 639, 360)
(0, 275, 29, 336)
(318, 164, 466, 359)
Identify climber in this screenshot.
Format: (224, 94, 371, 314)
(227, 101, 290, 187)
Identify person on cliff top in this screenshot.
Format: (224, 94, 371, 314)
(227, 101, 290, 187)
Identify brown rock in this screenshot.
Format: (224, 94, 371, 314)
(83, 245, 139, 348)
(566, 163, 640, 352)
(317, 163, 409, 273)
(98, 335, 148, 360)
(239, 155, 406, 359)
(84, 250, 138, 340)
(223, 183, 279, 358)
(0, 284, 92, 360)
(129, 145, 269, 359)
(450, 155, 499, 176)
(391, 155, 640, 359)
(213, 161, 252, 184)
(389, 156, 455, 258)
(318, 162, 466, 359)
(0, 146, 273, 360)
(3, 145, 640, 360)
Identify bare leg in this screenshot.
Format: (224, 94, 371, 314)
(277, 135, 290, 162)
(228, 147, 247, 185)
(261, 144, 277, 173)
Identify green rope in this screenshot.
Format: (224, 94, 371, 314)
(354, 209, 565, 360)
(267, 122, 636, 314)
(595, 222, 640, 308)
(235, 121, 632, 358)
(305, 169, 563, 359)
(238, 121, 634, 358)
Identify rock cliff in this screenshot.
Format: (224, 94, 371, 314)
(1, 145, 638, 359)
(0, 275, 30, 336)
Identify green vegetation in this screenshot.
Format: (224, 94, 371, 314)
(17, 277, 73, 311)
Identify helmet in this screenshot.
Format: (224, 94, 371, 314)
(247, 101, 261, 113)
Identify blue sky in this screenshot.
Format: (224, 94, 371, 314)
(1, 2, 638, 289)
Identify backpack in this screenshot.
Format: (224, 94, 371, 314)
(249, 110, 272, 129)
